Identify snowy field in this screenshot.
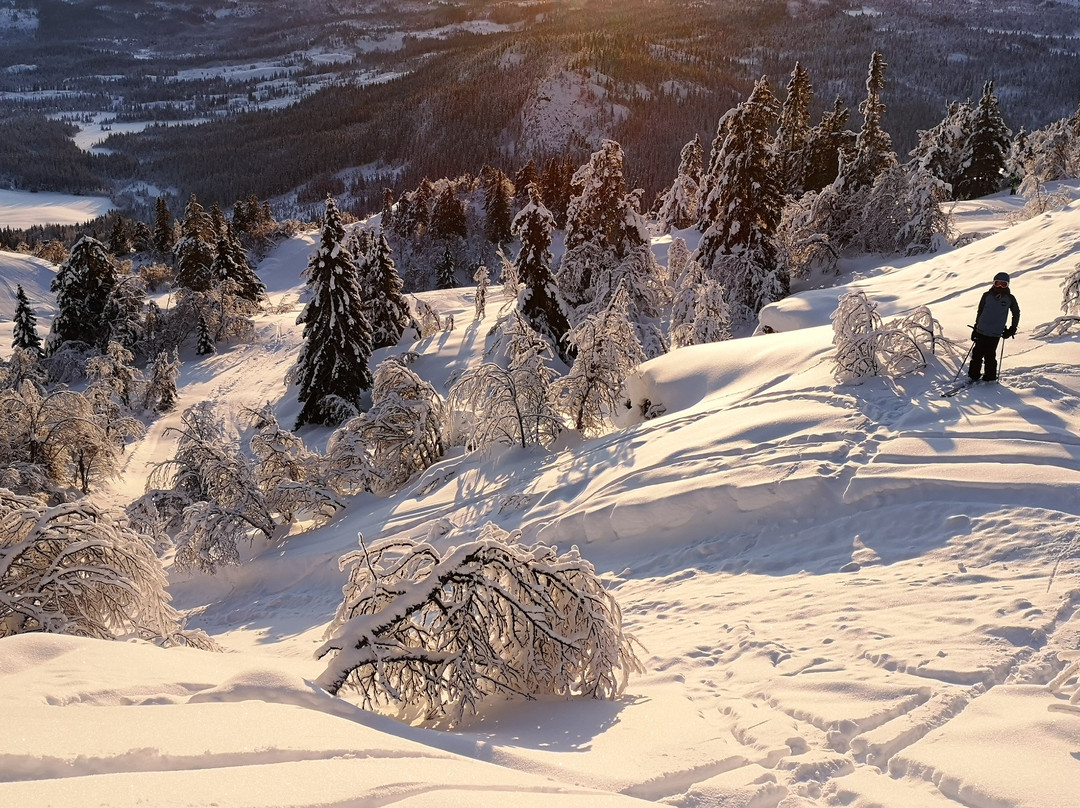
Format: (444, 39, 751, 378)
(3, 187, 1080, 807)
(0, 188, 113, 229)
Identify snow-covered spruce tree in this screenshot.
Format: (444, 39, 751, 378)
(430, 184, 468, 245)
(449, 312, 561, 452)
(246, 404, 343, 524)
(910, 99, 976, 193)
(0, 490, 214, 648)
(482, 167, 514, 246)
(553, 283, 645, 436)
(473, 264, 489, 321)
(513, 185, 573, 364)
(314, 522, 643, 725)
(86, 340, 141, 412)
(293, 197, 374, 428)
(107, 216, 132, 257)
(539, 154, 576, 229)
(102, 272, 147, 353)
(857, 163, 952, 255)
(143, 349, 180, 413)
(12, 285, 41, 355)
(325, 357, 446, 496)
(657, 134, 703, 232)
(47, 235, 118, 354)
(846, 51, 897, 190)
(774, 61, 814, 195)
(954, 81, 1012, 201)
(212, 222, 265, 303)
(669, 249, 732, 348)
(831, 290, 943, 383)
(173, 194, 217, 293)
(195, 314, 215, 356)
(802, 95, 856, 193)
(696, 77, 786, 325)
(366, 230, 413, 350)
(148, 402, 274, 572)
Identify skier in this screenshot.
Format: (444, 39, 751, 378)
(969, 271, 1020, 382)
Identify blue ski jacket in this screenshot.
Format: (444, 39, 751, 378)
(974, 287, 1020, 337)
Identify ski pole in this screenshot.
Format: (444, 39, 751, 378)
(952, 326, 976, 381)
(998, 334, 1006, 376)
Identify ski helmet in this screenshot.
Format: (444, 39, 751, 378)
(993, 272, 1010, 284)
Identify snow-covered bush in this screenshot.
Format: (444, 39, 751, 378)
(1031, 260, 1080, 337)
(315, 522, 644, 726)
(832, 290, 945, 382)
(325, 359, 445, 496)
(0, 489, 214, 648)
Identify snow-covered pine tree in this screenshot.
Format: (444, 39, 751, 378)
(514, 159, 539, 207)
(553, 283, 645, 436)
(910, 99, 976, 193)
(540, 154, 575, 229)
(293, 197, 374, 428)
(326, 358, 446, 496)
(314, 521, 643, 724)
(513, 185, 572, 364)
(846, 51, 897, 190)
(669, 248, 731, 348)
(435, 246, 456, 290)
(173, 195, 217, 293)
(472, 265, 489, 321)
(482, 167, 514, 245)
(774, 61, 814, 195)
(215, 221, 265, 303)
(47, 235, 118, 354)
(366, 229, 413, 350)
(954, 81, 1012, 200)
(802, 96, 856, 193)
(101, 273, 147, 353)
(107, 216, 132, 257)
(696, 77, 786, 325)
(152, 196, 174, 254)
(657, 134, 703, 232)
(195, 314, 215, 356)
(12, 285, 41, 355)
(143, 349, 180, 413)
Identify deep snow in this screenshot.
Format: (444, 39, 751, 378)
(2, 187, 1080, 807)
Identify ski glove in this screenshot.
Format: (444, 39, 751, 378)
(1003, 326, 1017, 338)
(971, 328, 978, 341)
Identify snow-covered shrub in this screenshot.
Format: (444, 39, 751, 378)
(0, 489, 214, 648)
(148, 402, 274, 572)
(1031, 260, 1080, 337)
(314, 522, 644, 726)
(832, 290, 944, 382)
(325, 358, 445, 496)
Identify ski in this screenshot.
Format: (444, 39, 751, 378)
(940, 379, 978, 397)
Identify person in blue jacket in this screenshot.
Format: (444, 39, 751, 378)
(969, 271, 1020, 382)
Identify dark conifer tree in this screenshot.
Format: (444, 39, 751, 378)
(540, 155, 575, 229)
(381, 188, 395, 226)
(775, 61, 814, 195)
(12, 285, 41, 355)
(803, 96, 856, 193)
(153, 197, 174, 254)
(132, 221, 153, 253)
(174, 195, 216, 293)
(436, 246, 456, 289)
(514, 160, 539, 208)
(107, 216, 132, 257)
(293, 198, 373, 428)
(848, 52, 897, 189)
(430, 185, 468, 243)
(366, 230, 412, 350)
(955, 81, 1012, 200)
(48, 235, 118, 353)
(513, 185, 572, 364)
(195, 315, 215, 356)
(483, 168, 514, 245)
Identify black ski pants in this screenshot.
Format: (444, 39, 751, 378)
(969, 332, 1000, 381)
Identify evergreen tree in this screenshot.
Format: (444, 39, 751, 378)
(482, 168, 514, 245)
(696, 78, 786, 324)
(910, 99, 976, 193)
(514, 160, 539, 207)
(775, 61, 814, 195)
(954, 81, 1012, 200)
(803, 96, 856, 193)
(12, 285, 41, 356)
(366, 230, 412, 350)
(430, 185, 468, 243)
(657, 134, 703, 232)
(152, 197, 174, 254)
(474, 264, 489, 321)
(293, 198, 373, 428)
(144, 349, 180, 413)
(47, 235, 118, 353)
(195, 314, 215, 356)
(107, 217, 131, 257)
(540, 155, 575, 229)
(847, 52, 897, 189)
(174, 195, 216, 293)
(513, 185, 572, 364)
(225, 222, 265, 302)
(132, 221, 153, 253)
(436, 246, 456, 289)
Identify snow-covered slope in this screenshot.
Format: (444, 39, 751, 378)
(3, 189, 1080, 807)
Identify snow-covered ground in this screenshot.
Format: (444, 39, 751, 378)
(0, 188, 114, 229)
(3, 188, 1080, 807)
